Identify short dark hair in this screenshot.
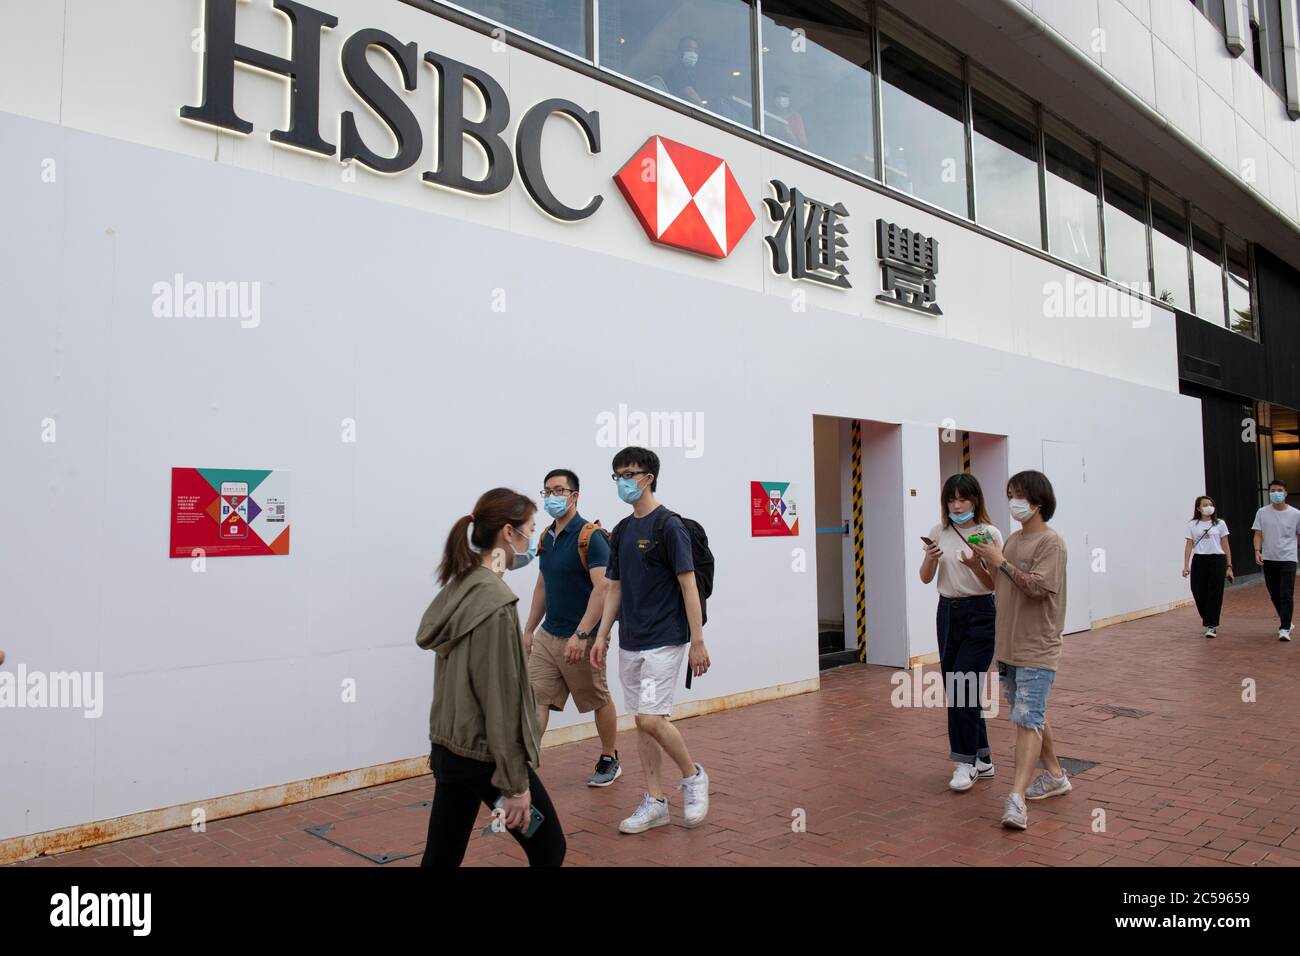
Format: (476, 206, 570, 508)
(544, 468, 580, 492)
(1269, 479, 1288, 491)
(612, 446, 660, 492)
(1007, 470, 1056, 522)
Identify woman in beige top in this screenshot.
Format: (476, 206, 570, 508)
(919, 473, 1002, 793)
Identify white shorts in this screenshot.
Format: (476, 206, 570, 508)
(618, 644, 688, 716)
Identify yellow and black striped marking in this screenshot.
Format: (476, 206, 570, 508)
(852, 420, 866, 661)
(962, 431, 971, 474)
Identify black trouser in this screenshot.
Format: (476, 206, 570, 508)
(421, 745, 566, 867)
(1262, 560, 1297, 629)
(936, 594, 996, 764)
(1189, 553, 1226, 627)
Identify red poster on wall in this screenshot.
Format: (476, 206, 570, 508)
(751, 481, 799, 537)
(169, 467, 291, 557)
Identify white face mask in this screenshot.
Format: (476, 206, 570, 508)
(776, 96, 790, 109)
(682, 50, 699, 66)
(1200, 505, 1215, 517)
(1009, 498, 1036, 522)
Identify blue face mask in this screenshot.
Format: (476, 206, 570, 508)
(1271, 490, 1287, 504)
(508, 528, 537, 571)
(617, 476, 644, 504)
(949, 511, 974, 524)
(543, 495, 569, 519)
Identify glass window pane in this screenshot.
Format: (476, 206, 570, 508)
(1151, 183, 1190, 310)
(970, 69, 1040, 245)
(1191, 208, 1226, 326)
(599, 0, 755, 126)
(1190, 1, 1227, 36)
(1102, 153, 1149, 292)
(879, 13, 968, 217)
(1043, 116, 1100, 273)
(453, 0, 587, 56)
(759, 1, 875, 177)
(1260, 0, 1287, 99)
(1226, 231, 1256, 339)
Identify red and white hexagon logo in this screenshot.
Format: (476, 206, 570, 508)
(613, 135, 755, 259)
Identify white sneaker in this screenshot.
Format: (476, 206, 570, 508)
(1281, 628, 1293, 642)
(1205, 627, 1217, 639)
(679, 764, 710, 828)
(949, 762, 977, 792)
(618, 793, 669, 834)
(975, 757, 995, 779)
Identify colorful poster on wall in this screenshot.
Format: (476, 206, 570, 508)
(751, 481, 799, 537)
(169, 468, 291, 557)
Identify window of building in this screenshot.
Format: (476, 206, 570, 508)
(1151, 183, 1191, 310)
(1187, 0, 1227, 37)
(598, 0, 755, 126)
(1191, 208, 1227, 326)
(758, 0, 875, 177)
(1256, 0, 1288, 100)
(451, 0, 588, 57)
(970, 68, 1040, 246)
(878, 12, 969, 217)
(1043, 115, 1101, 273)
(1226, 230, 1256, 339)
(1101, 153, 1150, 293)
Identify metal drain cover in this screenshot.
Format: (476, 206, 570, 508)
(1058, 756, 1098, 775)
(303, 800, 432, 864)
(1095, 704, 1153, 718)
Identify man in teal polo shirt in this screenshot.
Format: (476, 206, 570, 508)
(523, 469, 622, 786)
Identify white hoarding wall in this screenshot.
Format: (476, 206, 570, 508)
(0, 0, 1202, 841)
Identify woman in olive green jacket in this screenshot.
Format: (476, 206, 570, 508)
(416, 487, 565, 867)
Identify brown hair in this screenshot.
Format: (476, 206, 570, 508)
(437, 488, 536, 586)
(1192, 495, 1219, 525)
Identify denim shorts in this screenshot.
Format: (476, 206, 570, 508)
(999, 663, 1056, 730)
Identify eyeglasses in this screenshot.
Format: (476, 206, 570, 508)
(612, 471, 645, 481)
(540, 488, 573, 497)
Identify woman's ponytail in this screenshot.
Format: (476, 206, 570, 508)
(436, 489, 536, 586)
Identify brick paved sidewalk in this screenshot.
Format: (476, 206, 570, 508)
(16, 578, 1300, 867)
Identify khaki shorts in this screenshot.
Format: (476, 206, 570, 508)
(528, 628, 611, 713)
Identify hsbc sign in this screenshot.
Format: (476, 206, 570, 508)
(613, 136, 755, 259)
(181, 0, 941, 291)
(180, 0, 766, 258)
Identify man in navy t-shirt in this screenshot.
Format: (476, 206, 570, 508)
(522, 468, 622, 787)
(592, 446, 711, 835)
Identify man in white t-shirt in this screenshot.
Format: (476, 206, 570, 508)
(1251, 479, 1300, 641)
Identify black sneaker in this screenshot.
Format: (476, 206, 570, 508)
(588, 751, 622, 787)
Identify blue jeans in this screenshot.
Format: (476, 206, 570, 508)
(998, 663, 1056, 730)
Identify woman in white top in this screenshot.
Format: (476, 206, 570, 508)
(919, 473, 1004, 792)
(1182, 495, 1233, 638)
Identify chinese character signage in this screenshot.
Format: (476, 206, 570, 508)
(764, 180, 850, 287)
(751, 481, 799, 537)
(875, 219, 942, 315)
(170, 468, 291, 557)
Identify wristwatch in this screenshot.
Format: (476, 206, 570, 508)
(574, 628, 596, 639)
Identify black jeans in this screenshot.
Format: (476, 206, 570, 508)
(936, 594, 996, 764)
(1262, 560, 1297, 629)
(421, 745, 566, 867)
(1189, 553, 1226, 627)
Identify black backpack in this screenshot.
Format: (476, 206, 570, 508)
(611, 508, 715, 686)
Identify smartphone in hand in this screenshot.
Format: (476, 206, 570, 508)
(481, 797, 545, 839)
